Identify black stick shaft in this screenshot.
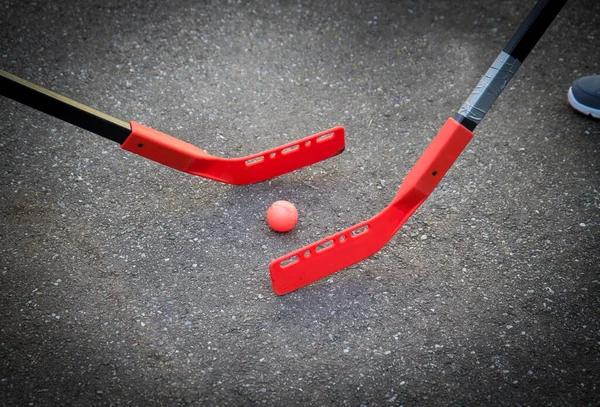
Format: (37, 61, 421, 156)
(0, 69, 131, 144)
(504, 0, 569, 62)
(455, 0, 568, 131)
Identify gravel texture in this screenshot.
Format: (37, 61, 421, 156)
(1, 0, 599, 405)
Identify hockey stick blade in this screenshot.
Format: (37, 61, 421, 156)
(270, 118, 473, 295)
(121, 122, 345, 185)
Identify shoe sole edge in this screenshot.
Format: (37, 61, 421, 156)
(568, 87, 600, 119)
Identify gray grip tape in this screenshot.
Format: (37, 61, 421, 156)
(458, 51, 521, 123)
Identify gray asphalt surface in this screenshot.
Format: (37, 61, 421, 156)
(1, 0, 599, 405)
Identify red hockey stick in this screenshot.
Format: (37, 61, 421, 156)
(0, 70, 345, 185)
(270, 0, 568, 295)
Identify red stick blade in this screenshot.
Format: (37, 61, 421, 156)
(205, 126, 346, 184)
(269, 219, 387, 296)
(123, 122, 345, 184)
(269, 195, 422, 295)
(269, 118, 474, 295)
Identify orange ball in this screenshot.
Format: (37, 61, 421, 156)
(266, 200, 298, 232)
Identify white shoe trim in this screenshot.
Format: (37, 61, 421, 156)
(568, 87, 600, 119)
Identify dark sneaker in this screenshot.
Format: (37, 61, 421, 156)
(568, 75, 600, 119)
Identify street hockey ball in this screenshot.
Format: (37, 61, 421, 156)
(267, 200, 298, 232)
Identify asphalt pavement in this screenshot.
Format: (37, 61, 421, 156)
(1, 0, 599, 405)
